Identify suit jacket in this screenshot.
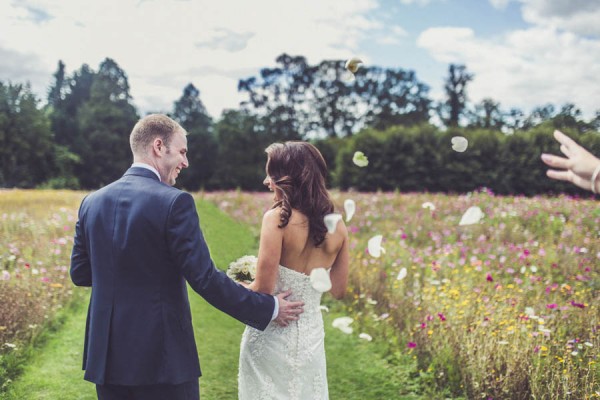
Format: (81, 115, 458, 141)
(70, 167, 274, 385)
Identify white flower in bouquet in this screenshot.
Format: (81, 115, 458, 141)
(227, 255, 257, 283)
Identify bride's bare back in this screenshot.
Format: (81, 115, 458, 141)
(250, 206, 349, 300)
(279, 208, 344, 273)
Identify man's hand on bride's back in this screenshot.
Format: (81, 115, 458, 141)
(274, 289, 304, 327)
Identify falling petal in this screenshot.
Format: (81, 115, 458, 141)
(396, 267, 407, 280)
(324, 213, 342, 234)
(319, 305, 329, 312)
(359, 333, 373, 341)
(451, 136, 468, 152)
(310, 268, 332, 293)
(344, 199, 356, 222)
(342, 71, 356, 82)
(459, 206, 484, 226)
(352, 151, 369, 167)
(421, 202, 436, 211)
(344, 57, 363, 73)
(367, 235, 384, 258)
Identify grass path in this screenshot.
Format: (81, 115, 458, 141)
(4, 200, 419, 399)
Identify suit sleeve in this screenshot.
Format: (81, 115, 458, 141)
(70, 198, 92, 287)
(166, 192, 275, 331)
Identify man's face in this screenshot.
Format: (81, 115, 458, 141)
(158, 131, 188, 186)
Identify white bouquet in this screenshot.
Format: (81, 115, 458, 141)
(226, 255, 257, 283)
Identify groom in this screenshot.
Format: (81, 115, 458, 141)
(70, 114, 303, 400)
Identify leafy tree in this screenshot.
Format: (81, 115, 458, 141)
(47, 60, 66, 108)
(358, 67, 431, 131)
(239, 53, 431, 138)
(468, 98, 505, 130)
(211, 110, 271, 190)
(0, 82, 73, 187)
(51, 63, 95, 149)
(75, 58, 138, 188)
(238, 53, 309, 140)
(170, 83, 216, 191)
(438, 64, 473, 127)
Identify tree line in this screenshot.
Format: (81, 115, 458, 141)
(1, 54, 598, 194)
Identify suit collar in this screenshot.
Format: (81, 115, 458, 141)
(124, 167, 161, 182)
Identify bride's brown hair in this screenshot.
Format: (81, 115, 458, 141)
(265, 142, 334, 247)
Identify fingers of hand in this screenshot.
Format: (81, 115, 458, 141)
(546, 170, 572, 182)
(541, 154, 569, 169)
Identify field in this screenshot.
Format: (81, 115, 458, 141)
(0, 189, 598, 399)
(202, 189, 600, 399)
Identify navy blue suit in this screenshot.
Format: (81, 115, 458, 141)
(70, 167, 274, 387)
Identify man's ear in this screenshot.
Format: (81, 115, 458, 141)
(152, 138, 163, 156)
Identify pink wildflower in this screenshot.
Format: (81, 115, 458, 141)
(570, 301, 586, 309)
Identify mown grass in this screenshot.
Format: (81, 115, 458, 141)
(4, 194, 412, 399)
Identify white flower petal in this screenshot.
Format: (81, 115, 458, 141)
(342, 71, 356, 82)
(421, 202, 436, 211)
(451, 136, 468, 152)
(319, 305, 329, 312)
(332, 317, 353, 329)
(324, 213, 342, 234)
(524, 307, 536, 317)
(367, 235, 384, 258)
(359, 333, 373, 341)
(339, 326, 353, 334)
(344, 57, 363, 73)
(344, 199, 356, 222)
(459, 206, 484, 226)
(396, 267, 407, 280)
(310, 268, 332, 293)
(352, 151, 369, 167)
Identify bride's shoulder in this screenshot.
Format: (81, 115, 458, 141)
(262, 207, 282, 226)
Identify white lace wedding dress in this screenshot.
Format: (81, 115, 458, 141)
(238, 265, 328, 400)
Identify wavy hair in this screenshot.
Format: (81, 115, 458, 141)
(265, 141, 334, 247)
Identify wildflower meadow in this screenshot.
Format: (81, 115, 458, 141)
(0, 190, 85, 389)
(203, 189, 600, 399)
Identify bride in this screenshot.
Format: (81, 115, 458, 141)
(238, 141, 349, 400)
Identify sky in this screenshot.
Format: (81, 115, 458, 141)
(1, 0, 599, 120)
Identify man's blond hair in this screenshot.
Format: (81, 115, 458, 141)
(130, 114, 186, 155)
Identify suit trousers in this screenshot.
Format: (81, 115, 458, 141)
(96, 379, 199, 400)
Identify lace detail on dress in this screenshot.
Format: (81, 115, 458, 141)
(238, 265, 329, 400)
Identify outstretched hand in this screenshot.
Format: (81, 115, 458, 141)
(541, 130, 600, 192)
(274, 289, 304, 327)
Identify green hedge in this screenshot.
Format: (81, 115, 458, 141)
(313, 123, 599, 195)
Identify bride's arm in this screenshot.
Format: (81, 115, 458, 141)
(329, 223, 349, 299)
(248, 208, 283, 294)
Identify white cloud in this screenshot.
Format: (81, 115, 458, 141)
(399, 0, 432, 5)
(520, 0, 600, 36)
(417, 26, 600, 117)
(488, 0, 512, 10)
(0, 0, 379, 117)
